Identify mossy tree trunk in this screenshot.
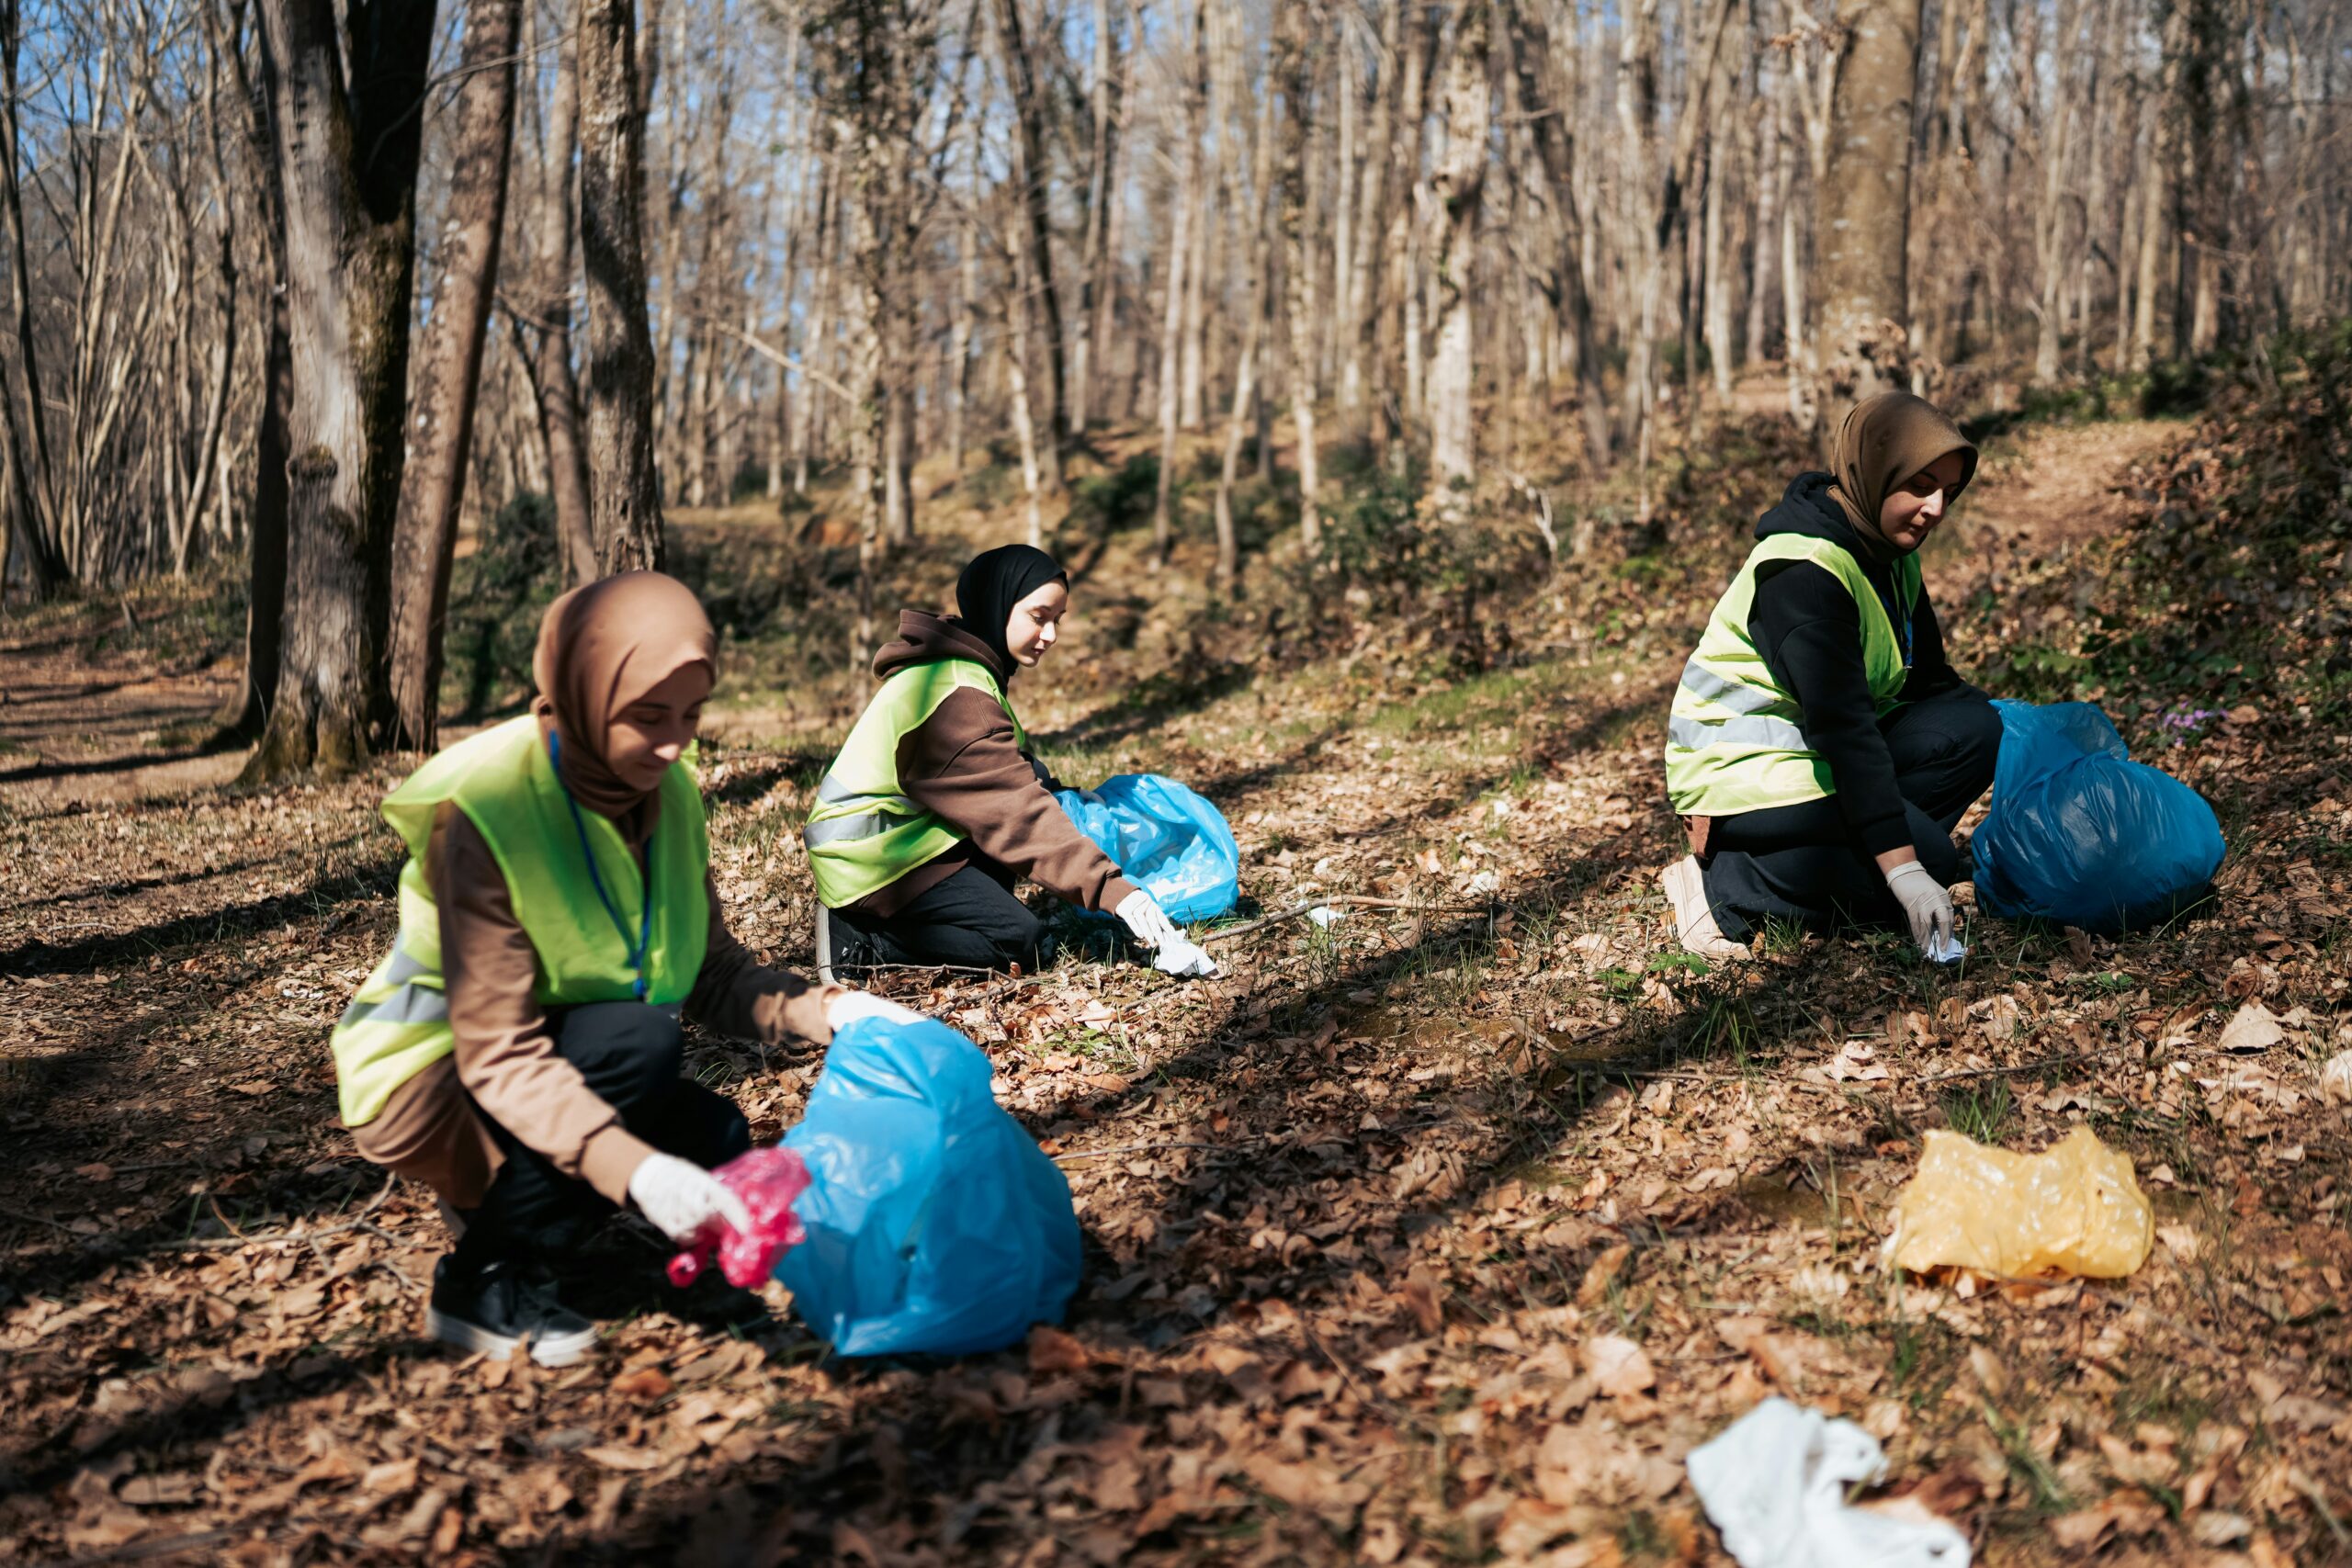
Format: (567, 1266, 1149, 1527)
(244, 0, 435, 782)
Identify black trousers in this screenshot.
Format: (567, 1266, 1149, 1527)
(461, 1001, 749, 1258)
(831, 854, 1045, 974)
(1700, 685, 2002, 942)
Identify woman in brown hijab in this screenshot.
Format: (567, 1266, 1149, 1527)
(333, 572, 915, 1365)
(1661, 392, 2002, 960)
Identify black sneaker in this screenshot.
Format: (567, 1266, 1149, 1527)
(425, 1254, 599, 1368)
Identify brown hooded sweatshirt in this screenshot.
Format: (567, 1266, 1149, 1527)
(846, 611, 1138, 919)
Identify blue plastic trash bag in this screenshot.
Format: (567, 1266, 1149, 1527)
(1056, 773, 1240, 923)
(777, 1015, 1080, 1357)
(1972, 700, 2224, 934)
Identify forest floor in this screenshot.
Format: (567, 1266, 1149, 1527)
(4, 399, 2350, 1568)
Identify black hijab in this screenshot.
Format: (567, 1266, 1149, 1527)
(955, 544, 1068, 677)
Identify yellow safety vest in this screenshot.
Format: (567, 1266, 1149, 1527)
(1664, 536, 1920, 818)
(329, 715, 710, 1126)
(803, 659, 1025, 908)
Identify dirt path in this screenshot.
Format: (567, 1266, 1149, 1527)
(5, 412, 2347, 1567)
(0, 614, 243, 811)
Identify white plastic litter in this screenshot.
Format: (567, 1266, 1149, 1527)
(1687, 1398, 1971, 1568)
(1306, 906, 1346, 929)
(1926, 929, 1968, 964)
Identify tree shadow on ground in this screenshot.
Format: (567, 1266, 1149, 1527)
(1029, 661, 1257, 754)
(0, 1338, 391, 1504)
(4, 850, 311, 913)
(0, 855, 401, 980)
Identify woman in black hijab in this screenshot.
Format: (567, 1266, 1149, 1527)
(805, 545, 1217, 979)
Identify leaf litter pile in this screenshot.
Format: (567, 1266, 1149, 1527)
(4, 362, 2350, 1566)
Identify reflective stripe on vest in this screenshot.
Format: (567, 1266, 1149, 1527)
(804, 659, 1025, 908)
(1663, 536, 1919, 818)
(329, 714, 711, 1127)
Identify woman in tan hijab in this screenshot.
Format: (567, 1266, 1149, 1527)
(332, 572, 913, 1365)
(1660, 392, 2002, 960)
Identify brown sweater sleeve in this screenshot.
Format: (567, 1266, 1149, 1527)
(899, 688, 1139, 913)
(429, 805, 653, 1205)
(686, 874, 842, 1047)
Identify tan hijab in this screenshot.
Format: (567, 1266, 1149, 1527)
(531, 571, 716, 830)
(1826, 392, 1979, 560)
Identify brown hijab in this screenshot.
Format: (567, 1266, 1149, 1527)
(1826, 392, 1979, 560)
(531, 571, 716, 829)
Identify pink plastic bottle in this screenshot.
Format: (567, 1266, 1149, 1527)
(664, 1146, 812, 1289)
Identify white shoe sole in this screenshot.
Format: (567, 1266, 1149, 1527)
(814, 903, 838, 986)
(1662, 856, 1750, 961)
(425, 1306, 598, 1369)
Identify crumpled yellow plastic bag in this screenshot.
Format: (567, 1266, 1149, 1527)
(1885, 1126, 2154, 1279)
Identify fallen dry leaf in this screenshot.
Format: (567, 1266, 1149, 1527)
(2220, 1001, 2288, 1054)
(1583, 1334, 1656, 1397)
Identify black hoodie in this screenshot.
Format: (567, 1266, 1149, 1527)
(1744, 473, 1965, 858)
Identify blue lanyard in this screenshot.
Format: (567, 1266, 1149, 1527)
(1871, 569, 1915, 671)
(547, 731, 653, 999)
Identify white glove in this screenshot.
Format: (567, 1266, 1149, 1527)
(628, 1152, 754, 1245)
(824, 989, 925, 1032)
(1151, 932, 1220, 978)
(1115, 889, 1182, 950)
(1116, 890, 1219, 977)
(1884, 862, 1961, 960)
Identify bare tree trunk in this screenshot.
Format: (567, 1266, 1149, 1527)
(211, 11, 290, 742)
(1345, 2, 1396, 422)
(2030, 0, 2081, 384)
(950, 198, 978, 485)
(1275, 0, 1319, 550)
(992, 0, 1068, 468)
(2130, 93, 2166, 370)
(1704, 85, 1735, 399)
(245, 0, 435, 781)
(1502, 0, 1612, 469)
(1212, 313, 1259, 591)
(1331, 11, 1359, 413)
(523, 17, 596, 583)
(1813, 0, 1923, 431)
(1153, 0, 1202, 566)
(1002, 200, 1048, 550)
(1377, 5, 1433, 452)
(1746, 70, 1781, 366)
(1209, 6, 1274, 583)
(1428, 1, 1489, 503)
(0, 0, 63, 599)
(795, 163, 836, 493)
(1070, 0, 1122, 434)
(389, 0, 519, 752)
(578, 0, 665, 573)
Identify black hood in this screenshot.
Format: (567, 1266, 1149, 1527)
(1755, 471, 1880, 558)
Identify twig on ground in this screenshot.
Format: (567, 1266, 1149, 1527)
(1204, 895, 1492, 944)
(148, 1173, 398, 1254)
(0, 1203, 79, 1235)
(2290, 1469, 2352, 1552)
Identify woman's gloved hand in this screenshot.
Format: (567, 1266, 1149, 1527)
(1115, 890, 1220, 978)
(1884, 862, 1961, 960)
(824, 990, 925, 1031)
(628, 1152, 755, 1245)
